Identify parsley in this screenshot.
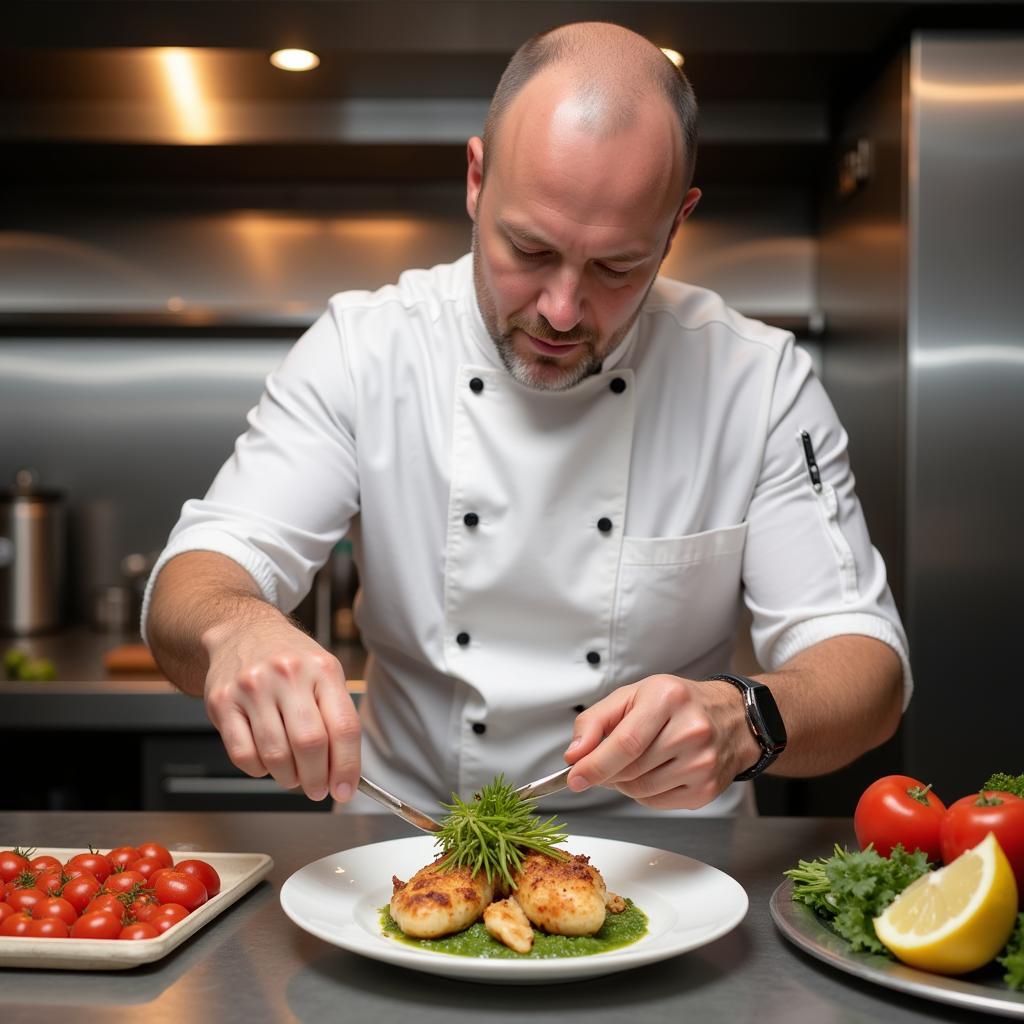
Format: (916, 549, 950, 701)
(784, 844, 931, 955)
(982, 773, 1024, 799)
(999, 914, 1024, 990)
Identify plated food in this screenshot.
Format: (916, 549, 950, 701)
(382, 776, 643, 958)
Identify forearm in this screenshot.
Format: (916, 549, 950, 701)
(146, 550, 291, 697)
(755, 634, 904, 777)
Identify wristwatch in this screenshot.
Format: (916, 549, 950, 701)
(705, 673, 788, 781)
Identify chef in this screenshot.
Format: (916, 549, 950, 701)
(143, 21, 911, 816)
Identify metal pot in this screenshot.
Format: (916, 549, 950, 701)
(0, 469, 67, 635)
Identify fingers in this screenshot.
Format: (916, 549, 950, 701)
(566, 683, 671, 792)
(314, 673, 361, 802)
(212, 704, 269, 779)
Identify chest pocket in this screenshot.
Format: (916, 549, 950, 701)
(611, 521, 749, 680)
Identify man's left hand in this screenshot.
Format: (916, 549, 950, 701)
(562, 674, 759, 809)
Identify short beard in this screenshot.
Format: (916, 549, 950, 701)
(471, 227, 604, 392)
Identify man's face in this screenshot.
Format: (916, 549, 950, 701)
(467, 87, 699, 391)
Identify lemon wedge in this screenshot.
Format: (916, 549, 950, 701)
(873, 831, 1018, 974)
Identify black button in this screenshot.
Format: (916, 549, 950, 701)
(573, 704, 586, 714)
(469, 377, 484, 394)
(456, 632, 471, 646)
(586, 650, 601, 665)
(463, 512, 479, 527)
(609, 377, 627, 394)
(597, 517, 613, 533)
(472, 722, 486, 735)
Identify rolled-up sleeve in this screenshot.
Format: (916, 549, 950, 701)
(741, 339, 913, 710)
(141, 305, 360, 642)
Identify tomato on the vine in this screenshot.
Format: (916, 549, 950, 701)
(27, 917, 70, 939)
(129, 894, 161, 922)
(130, 857, 167, 881)
(0, 903, 15, 924)
(119, 922, 159, 941)
(150, 903, 189, 933)
(70, 910, 123, 940)
(854, 774, 947, 861)
(106, 870, 146, 895)
(6, 886, 47, 914)
(38, 896, 78, 926)
(0, 849, 33, 883)
(175, 859, 221, 898)
(107, 846, 141, 870)
(941, 790, 1024, 902)
(1, 912, 33, 936)
(61, 874, 101, 914)
(36, 869, 66, 896)
(30, 855, 62, 876)
(65, 851, 113, 884)
(136, 842, 173, 869)
(85, 893, 127, 921)
(153, 871, 207, 912)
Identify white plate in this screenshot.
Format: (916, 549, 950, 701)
(280, 834, 748, 984)
(0, 846, 274, 970)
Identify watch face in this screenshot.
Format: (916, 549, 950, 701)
(754, 690, 787, 744)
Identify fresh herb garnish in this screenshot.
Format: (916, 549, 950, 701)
(999, 914, 1024, 990)
(784, 843, 931, 955)
(983, 773, 1024, 799)
(435, 775, 569, 889)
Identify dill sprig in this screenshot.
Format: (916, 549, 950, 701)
(435, 774, 569, 888)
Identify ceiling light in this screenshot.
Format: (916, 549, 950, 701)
(270, 49, 320, 72)
(660, 48, 684, 69)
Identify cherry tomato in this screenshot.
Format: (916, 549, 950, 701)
(85, 893, 127, 921)
(130, 857, 167, 881)
(0, 903, 15, 923)
(65, 851, 113, 884)
(61, 874, 102, 913)
(27, 916, 70, 939)
(129, 895, 161, 922)
(150, 904, 189, 933)
(941, 790, 1024, 903)
(4, 871, 37, 897)
(0, 849, 32, 883)
(30, 855, 62, 876)
(38, 896, 78, 926)
(106, 870, 146, 895)
(70, 910, 123, 940)
(119, 922, 159, 941)
(6, 886, 47, 914)
(1, 911, 33, 936)
(107, 846, 141, 870)
(175, 859, 221, 898)
(854, 774, 947, 861)
(153, 871, 207, 912)
(136, 842, 173, 869)
(36, 869, 66, 896)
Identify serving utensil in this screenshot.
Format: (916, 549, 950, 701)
(513, 765, 572, 801)
(357, 765, 574, 834)
(357, 776, 443, 833)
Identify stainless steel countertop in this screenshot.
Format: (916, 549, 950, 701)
(0, 813, 985, 1023)
(1, 629, 366, 730)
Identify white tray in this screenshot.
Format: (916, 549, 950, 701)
(0, 845, 273, 970)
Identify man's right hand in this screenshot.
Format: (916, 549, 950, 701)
(200, 616, 361, 804)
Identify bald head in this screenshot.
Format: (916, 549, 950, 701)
(483, 22, 699, 195)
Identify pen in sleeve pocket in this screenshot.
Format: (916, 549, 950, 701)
(800, 430, 823, 492)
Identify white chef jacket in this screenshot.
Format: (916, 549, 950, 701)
(142, 253, 912, 817)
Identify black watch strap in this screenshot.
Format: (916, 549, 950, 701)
(705, 673, 788, 781)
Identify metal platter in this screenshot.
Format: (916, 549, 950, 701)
(770, 879, 1024, 1019)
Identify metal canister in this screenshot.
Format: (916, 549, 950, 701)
(0, 469, 67, 635)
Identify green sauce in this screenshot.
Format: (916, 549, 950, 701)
(379, 900, 648, 959)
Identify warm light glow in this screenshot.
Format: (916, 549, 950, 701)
(660, 47, 684, 69)
(914, 76, 1024, 103)
(158, 48, 214, 142)
(166, 296, 185, 312)
(270, 48, 320, 72)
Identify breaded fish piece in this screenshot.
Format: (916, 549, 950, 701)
(511, 850, 607, 936)
(390, 857, 495, 939)
(484, 896, 535, 953)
